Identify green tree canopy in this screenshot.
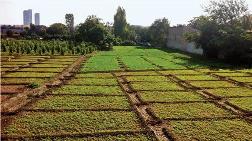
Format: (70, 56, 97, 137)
(47, 23, 68, 37)
(149, 18, 170, 47)
(113, 6, 128, 39)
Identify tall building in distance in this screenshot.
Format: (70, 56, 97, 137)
(35, 13, 40, 25)
(23, 9, 32, 25)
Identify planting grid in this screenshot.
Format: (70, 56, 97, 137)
(1, 46, 252, 140)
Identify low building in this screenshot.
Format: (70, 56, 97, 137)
(167, 25, 203, 55)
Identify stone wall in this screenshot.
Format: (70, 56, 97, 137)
(167, 26, 203, 55)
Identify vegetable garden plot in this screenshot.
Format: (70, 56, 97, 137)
(130, 82, 184, 91)
(67, 78, 118, 85)
(75, 73, 114, 78)
(82, 56, 121, 72)
(116, 71, 159, 76)
(1, 61, 33, 65)
(16, 68, 65, 72)
(52, 85, 124, 95)
(31, 64, 68, 68)
(1, 68, 11, 72)
(1, 78, 49, 85)
(120, 56, 159, 70)
(125, 76, 168, 82)
(40, 61, 74, 65)
(237, 69, 252, 73)
(114, 46, 146, 56)
(169, 119, 252, 140)
(35, 133, 157, 141)
(188, 81, 238, 88)
(229, 77, 252, 83)
(227, 97, 252, 111)
(29, 96, 131, 110)
(159, 70, 202, 75)
(213, 72, 251, 77)
(150, 102, 232, 119)
(206, 88, 252, 97)
(144, 57, 186, 69)
(2, 111, 143, 136)
(138, 91, 205, 103)
(196, 68, 238, 73)
(175, 75, 218, 81)
(3, 72, 57, 78)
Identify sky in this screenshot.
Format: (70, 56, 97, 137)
(1, 0, 252, 27)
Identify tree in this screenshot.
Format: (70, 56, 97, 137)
(205, 0, 248, 25)
(76, 15, 113, 50)
(47, 23, 68, 38)
(185, 0, 252, 64)
(65, 14, 74, 33)
(149, 18, 170, 47)
(113, 6, 128, 39)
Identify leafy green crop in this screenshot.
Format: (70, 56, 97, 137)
(3, 111, 143, 136)
(31, 96, 130, 110)
(17, 68, 64, 72)
(189, 81, 237, 88)
(206, 88, 252, 97)
(121, 56, 158, 70)
(229, 77, 252, 83)
(228, 97, 252, 111)
(68, 78, 118, 85)
(75, 73, 114, 78)
(52, 85, 124, 95)
(1, 78, 49, 85)
(176, 75, 218, 81)
(151, 102, 232, 119)
(4, 72, 56, 77)
(139, 91, 204, 102)
(159, 70, 202, 75)
(144, 57, 186, 69)
(131, 82, 184, 91)
(126, 76, 168, 82)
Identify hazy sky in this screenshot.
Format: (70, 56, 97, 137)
(1, 0, 252, 26)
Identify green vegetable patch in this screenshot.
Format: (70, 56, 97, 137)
(144, 57, 186, 69)
(3, 72, 56, 78)
(118, 71, 159, 76)
(131, 82, 184, 91)
(17, 67, 64, 72)
(121, 56, 159, 70)
(229, 77, 252, 83)
(169, 119, 252, 141)
(213, 72, 250, 77)
(39, 133, 157, 141)
(159, 70, 202, 75)
(228, 97, 252, 111)
(52, 85, 124, 95)
(175, 75, 218, 81)
(139, 91, 204, 102)
(206, 88, 252, 97)
(30, 96, 130, 110)
(75, 73, 114, 78)
(68, 78, 118, 85)
(126, 76, 168, 82)
(189, 81, 237, 88)
(151, 102, 232, 119)
(31, 64, 68, 68)
(3, 111, 143, 136)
